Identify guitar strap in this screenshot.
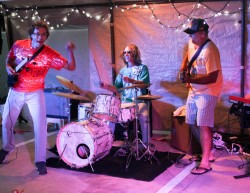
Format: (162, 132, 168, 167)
(187, 39, 211, 74)
(8, 45, 45, 87)
(15, 45, 45, 72)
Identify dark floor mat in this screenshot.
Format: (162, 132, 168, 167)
(46, 147, 184, 182)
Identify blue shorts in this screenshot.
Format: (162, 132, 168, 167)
(185, 94, 218, 127)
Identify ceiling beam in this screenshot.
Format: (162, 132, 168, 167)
(1, 0, 241, 11)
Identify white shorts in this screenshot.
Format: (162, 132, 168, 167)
(185, 94, 218, 128)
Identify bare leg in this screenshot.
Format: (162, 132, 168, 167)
(189, 124, 200, 143)
(190, 124, 214, 161)
(190, 126, 213, 174)
(199, 126, 213, 169)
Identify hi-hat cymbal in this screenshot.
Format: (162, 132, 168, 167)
(118, 83, 150, 91)
(56, 76, 83, 94)
(137, 94, 162, 100)
(52, 92, 91, 101)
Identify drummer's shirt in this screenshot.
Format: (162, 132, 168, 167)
(114, 64, 150, 103)
(8, 39, 67, 92)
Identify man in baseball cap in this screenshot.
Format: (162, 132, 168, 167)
(181, 18, 223, 175)
(184, 18, 209, 34)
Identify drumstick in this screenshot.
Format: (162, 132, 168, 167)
(94, 59, 114, 92)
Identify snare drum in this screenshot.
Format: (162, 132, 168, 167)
(118, 103, 136, 123)
(78, 103, 92, 120)
(56, 119, 113, 168)
(92, 94, 121, 122)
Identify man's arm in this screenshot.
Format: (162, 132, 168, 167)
(180, 52, 188, 71)
(64, 42, 76, 71)
(100, 82, 118, 93)
(6, 57, 17, 75)
(185, 70, 219, 84)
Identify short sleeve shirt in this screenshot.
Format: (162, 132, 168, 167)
(8, 39, 67, 92)
(188, 40, 223, 97)
(114, 64, 150, 103)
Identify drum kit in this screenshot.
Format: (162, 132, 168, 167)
(53, 76, 162, 171)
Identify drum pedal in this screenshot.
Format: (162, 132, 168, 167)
(114, 148, 128, 157)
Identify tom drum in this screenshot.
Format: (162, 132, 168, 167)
(78, 103, 93, 120)
(92, 94, 121, 122)
(118, 103, 136, 123)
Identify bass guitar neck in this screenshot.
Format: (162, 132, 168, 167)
(15, 57, 28, 72)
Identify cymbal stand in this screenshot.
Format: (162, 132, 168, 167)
(126, 87, 145, 169)
(65, 97, 71, 123)
(114, 122, 131, 157)
(138, 99, 160, 165)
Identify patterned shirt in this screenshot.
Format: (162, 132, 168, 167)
(7, 39, 67, 92)
(114, 64, 150, 103)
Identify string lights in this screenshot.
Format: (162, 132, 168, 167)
(115, 0, 242, 30)
(0, 1, 245, 30)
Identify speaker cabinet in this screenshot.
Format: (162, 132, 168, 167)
(170, 115, 201, 154)
(44, 88, 78, 121)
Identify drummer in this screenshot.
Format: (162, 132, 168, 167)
(101, 43, 150, 146)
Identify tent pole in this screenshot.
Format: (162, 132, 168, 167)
(240, 0, 247, 97)
(3, 13, 13, 49)
(110, 7, 116, 84)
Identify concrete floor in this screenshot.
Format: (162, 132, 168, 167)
(0, 121, 250, 193)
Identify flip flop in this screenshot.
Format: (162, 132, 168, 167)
(189, 158, 215, 162)
(189, 156, 201, 162)
(190, 167, 212, 175)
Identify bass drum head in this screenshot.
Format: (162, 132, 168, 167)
(56, 120, 112, 168)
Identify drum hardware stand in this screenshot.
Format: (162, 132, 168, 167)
(125, 87, 146, 169)
(65, 98, 71, 124)
(125, 89, 160, 169)
(137, 99, 160, 165)
(114, 122, 132, 157)
(82, 147, 95, 172)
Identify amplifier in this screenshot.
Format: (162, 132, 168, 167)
(229, 103, 250, 128)
(170, 115, 202, 154)
(44, 88, 78, 121)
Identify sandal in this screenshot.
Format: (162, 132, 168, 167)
(190, 167, 212, 175)
(189, 157, 215, 162)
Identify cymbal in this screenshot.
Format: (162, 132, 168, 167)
(137, 94, 163, 100)
(56, 76, 83, 94)
(52, 92, 91, 101)
(118, 83, 150, 91)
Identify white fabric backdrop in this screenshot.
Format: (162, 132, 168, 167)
(89, 1, 249, 134)
(1, 1, 248, 134)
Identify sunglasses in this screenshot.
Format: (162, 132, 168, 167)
(123, 51, 132, 54)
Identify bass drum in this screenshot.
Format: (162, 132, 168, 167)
(56, 119, 113, 168)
